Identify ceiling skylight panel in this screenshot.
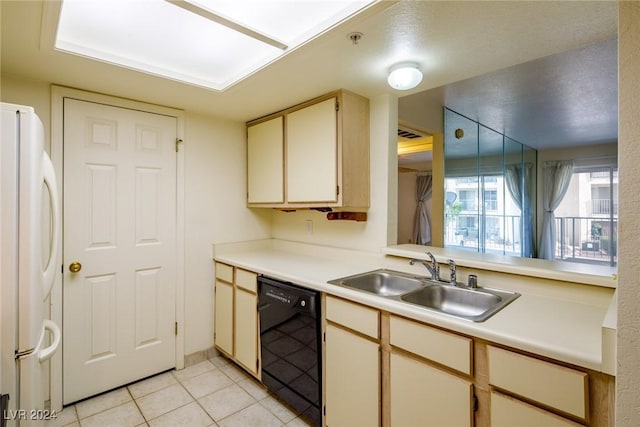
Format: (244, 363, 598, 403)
(56, 0, 281, 89)
(54, 0, 376, 91)
(193, 0, 375, 45)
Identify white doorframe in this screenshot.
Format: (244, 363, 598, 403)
(49, 85, 186, 411)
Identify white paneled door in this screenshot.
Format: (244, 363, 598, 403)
(62, 99, 177, 404)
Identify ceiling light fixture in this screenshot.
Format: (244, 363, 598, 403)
(387, 63, 423, 91)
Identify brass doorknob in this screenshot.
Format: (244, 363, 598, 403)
(69, 262, 82, 273)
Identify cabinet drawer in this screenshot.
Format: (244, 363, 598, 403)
(487, 346, 587, 420)
(215, 262, 233, 283)
(325, 296, 379, 339)
(390, 315, 472, 375)
(490, 391, 581, 427)
(235, 268, 257, 293)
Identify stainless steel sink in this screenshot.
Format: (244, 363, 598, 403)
(328, 269, 425, 297)
(400, 284, 519, 322)
(328, 269, 519, 322)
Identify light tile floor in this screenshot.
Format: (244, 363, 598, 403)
(45, 356, 314, 427)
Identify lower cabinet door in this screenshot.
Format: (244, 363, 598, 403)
(234, 288, 258, 375)
(490, 391, 581, 427)
(390, 352, 473, 427)
(214, 280, 233, 356)
(325, 324, 380, 427)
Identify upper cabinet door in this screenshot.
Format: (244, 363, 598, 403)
(247, 116, 284, 204)
(286, 97, 337, 203)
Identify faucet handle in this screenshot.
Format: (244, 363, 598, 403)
(468, 274, 478, 289)
(447, 259, 457, 285)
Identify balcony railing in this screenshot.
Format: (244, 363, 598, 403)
(591, 199, 618, 215)
(444, 213, 523, 255)
(555, 216, 617, 266)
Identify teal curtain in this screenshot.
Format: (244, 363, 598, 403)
(505, 163, 535, 257)
(539, 160, 574, 259)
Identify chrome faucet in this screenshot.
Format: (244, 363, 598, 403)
(409, 251, 439, 281)
(447, 259, 457, 285)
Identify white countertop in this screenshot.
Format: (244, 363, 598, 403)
(213, 239, 615, 374)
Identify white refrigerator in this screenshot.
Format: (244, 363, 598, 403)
(1, 103, 61, 426)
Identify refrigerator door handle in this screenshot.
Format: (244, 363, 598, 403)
(42, 152, 60, 297)
(38, 320, 61, 363)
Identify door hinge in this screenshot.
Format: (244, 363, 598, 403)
(336, 185, 340, 196)
(175, 138, 183, 152)
(323, 331, 326, 342)
(256, 359, 260, 372)
(175, 322, 178, 336)
(335, 100, 339, 112)
(61, 264, 64, 274)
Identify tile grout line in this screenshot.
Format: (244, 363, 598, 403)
(188, 359, 262, 426)
(64, 356, 309, 427)
(126, 385, 148, 425)
(167, 368, 219, 426)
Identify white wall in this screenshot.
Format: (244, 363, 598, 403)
(398, 88, 445, 133)
(0, 76, 272, 357)
(271, 94, 398, 251)
(617, 2, 640, 424)
(1, 77, 53, 152)
(183, 112, 271, 353)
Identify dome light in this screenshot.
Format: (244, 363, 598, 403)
(387, 63, 423, 90)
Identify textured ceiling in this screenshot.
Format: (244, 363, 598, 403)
(1, 1, 618, 124)
(403, 37, 618, 151)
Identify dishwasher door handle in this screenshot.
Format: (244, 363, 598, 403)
(258, 303, 271, 312)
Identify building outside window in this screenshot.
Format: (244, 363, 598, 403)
(445, 175, 521, 255)
(484, 189, 498, 211)
(458, 189, 477, 211)
(554, 166, 618, 266)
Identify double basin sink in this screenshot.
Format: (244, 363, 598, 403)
(328, 269, 519, 322)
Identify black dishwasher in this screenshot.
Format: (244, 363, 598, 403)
(258, 276, 322, 426)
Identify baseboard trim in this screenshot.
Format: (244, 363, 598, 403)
(183, 346, 220, 368)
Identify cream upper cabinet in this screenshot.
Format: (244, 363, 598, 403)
(287, 97, 337, 203)
(246, 90, 369, 209)
(247, 116, 284, 204)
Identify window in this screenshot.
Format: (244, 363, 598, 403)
(484, 190, 498, 211)
(458, 190, 477, 211)
(445, 175, 524, 255)
(555, 166, 618, 266)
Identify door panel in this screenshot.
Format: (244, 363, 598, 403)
(234, 288, 257, 375)
(63, 99, 177, 404)
(286, 98, 337, 203)
(214, 280, 234, 356)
